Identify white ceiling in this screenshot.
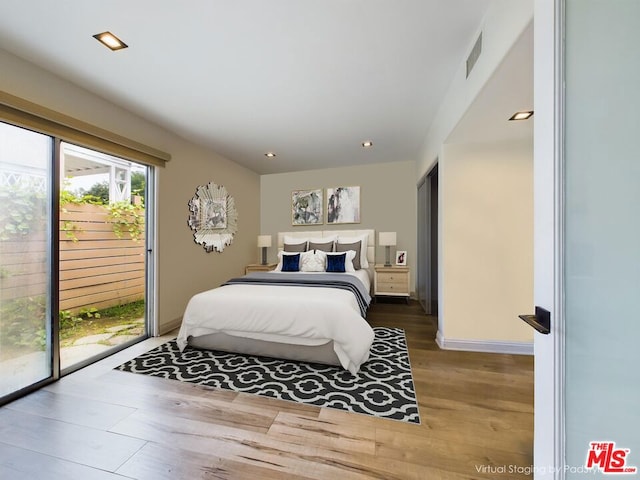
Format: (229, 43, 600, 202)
(0, 1, 526, 175)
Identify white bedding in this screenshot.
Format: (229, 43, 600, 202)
(177, 270, 374, 373)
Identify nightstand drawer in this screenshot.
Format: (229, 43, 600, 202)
(377, 280, 409, 294)
(376, 272, 406, 283)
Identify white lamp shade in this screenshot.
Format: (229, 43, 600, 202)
(379, 232, 397, 246)
(257, 235, 272, 248)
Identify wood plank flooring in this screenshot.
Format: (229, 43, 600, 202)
(0, 301, 533, 479)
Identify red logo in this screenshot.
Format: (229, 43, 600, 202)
(586, 442, 637, 474)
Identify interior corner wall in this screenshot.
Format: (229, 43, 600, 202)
(0, 48, 260, 334)
(417, 0, 534, 179)
(260, 160, 417, 294)
(440, 140, 533, 343)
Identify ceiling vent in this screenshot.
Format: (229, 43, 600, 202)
(466, 32, 482, 78)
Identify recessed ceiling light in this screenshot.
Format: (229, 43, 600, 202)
(509, 110, 534, 121)
(264, 152, 276, 158)
(93, 31, 128, 51)
(362, 141, 373, 148)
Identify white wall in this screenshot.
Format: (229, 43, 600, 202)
(418, 0, 534, 179)
(0, 48, 260, 333)
(439, 140, 533, 347)
(260, 161, 417, 293)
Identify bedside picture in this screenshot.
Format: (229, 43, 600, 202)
(395, 250, 407, 266)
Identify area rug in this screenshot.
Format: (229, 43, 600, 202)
(116, 327, 420, 424)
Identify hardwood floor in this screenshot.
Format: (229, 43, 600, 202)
(0, 301, 533, 479)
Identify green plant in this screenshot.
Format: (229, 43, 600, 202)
(0, 266, 11, 279)
(59, 307, 103, 340)
(60, 178, 145, 242)
(131, 172, 146, 202)
(0, 295, 47, 350)
(98, 299, 145, 319)
(59, 309, 81, 331)
(106, 201, 145, 242)
(0, 182, 46, 240)
(79, 307, 101, 319)
(82, 181, 109, 204)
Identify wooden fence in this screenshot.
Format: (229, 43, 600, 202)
(0, 235, 47, 302)
(59, 203, 145, 312)
(0, 203, 145, 313)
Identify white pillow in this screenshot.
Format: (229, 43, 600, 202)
(300, 250, 327, 272)
(337, 234, 369, 268)
(325, 250, 356, 272)
(274, 250, 302, 271)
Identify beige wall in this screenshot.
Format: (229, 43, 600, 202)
(260, 160, 417, 293)
(440, 140, 533, 343)
(0, 49, 260, 333)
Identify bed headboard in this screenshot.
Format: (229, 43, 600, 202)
(277, 229, 375, 266)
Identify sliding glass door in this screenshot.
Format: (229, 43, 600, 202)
(0, 122, 54, 399)
(1, 124, 154, 402)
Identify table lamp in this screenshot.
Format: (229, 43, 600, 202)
(379, 232, 397, 267)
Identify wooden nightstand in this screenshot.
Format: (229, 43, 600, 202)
(245, 263, 277, 274)
(374, 264, 410, 303)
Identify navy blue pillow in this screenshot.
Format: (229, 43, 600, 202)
(326, 253, 346, 273)
(282, 253, 300, 272)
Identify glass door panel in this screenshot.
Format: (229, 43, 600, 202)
(564, 0, 640, 474)
(59, 142, 148, 371)
(0, 122, 53, 399)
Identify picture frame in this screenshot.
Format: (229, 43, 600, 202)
(395, 250, 407, 266)
(326, 186, 360, 224)
(291, 189, 323, 225)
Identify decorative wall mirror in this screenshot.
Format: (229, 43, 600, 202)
(188, 182, 237, 252)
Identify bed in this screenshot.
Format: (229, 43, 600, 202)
(177, 229, 376, 374)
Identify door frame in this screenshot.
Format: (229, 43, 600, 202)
(533, 0, 566, 477)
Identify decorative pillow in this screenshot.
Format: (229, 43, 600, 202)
(326, 250, 356, 272)
(308, 240, 334, 252)
(300, 250, 326, 272)
(274, 251, 303, 271)
(281, 253, 300, 272)
(326, 252, 346, 273)
(336, 241, 361, 269)
(284, 241, 307, 252)
(338, 234, 369, 268)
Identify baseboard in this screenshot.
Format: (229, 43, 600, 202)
(159, 316, 182, 336)
(436, 330, 533, 355)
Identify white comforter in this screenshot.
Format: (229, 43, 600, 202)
(177, 273, 374, 374)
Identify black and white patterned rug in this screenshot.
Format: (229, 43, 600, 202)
(116, 327, 420, 424)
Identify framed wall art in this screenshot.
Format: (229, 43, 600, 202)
(326, 186, 360, 224)
(292, 188, 323, 225)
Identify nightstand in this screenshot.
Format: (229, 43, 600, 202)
(245, 263, 277, 274)
(374, 264, 410, 303)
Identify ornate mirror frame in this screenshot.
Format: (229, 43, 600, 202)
(187, 182, 237, 253)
